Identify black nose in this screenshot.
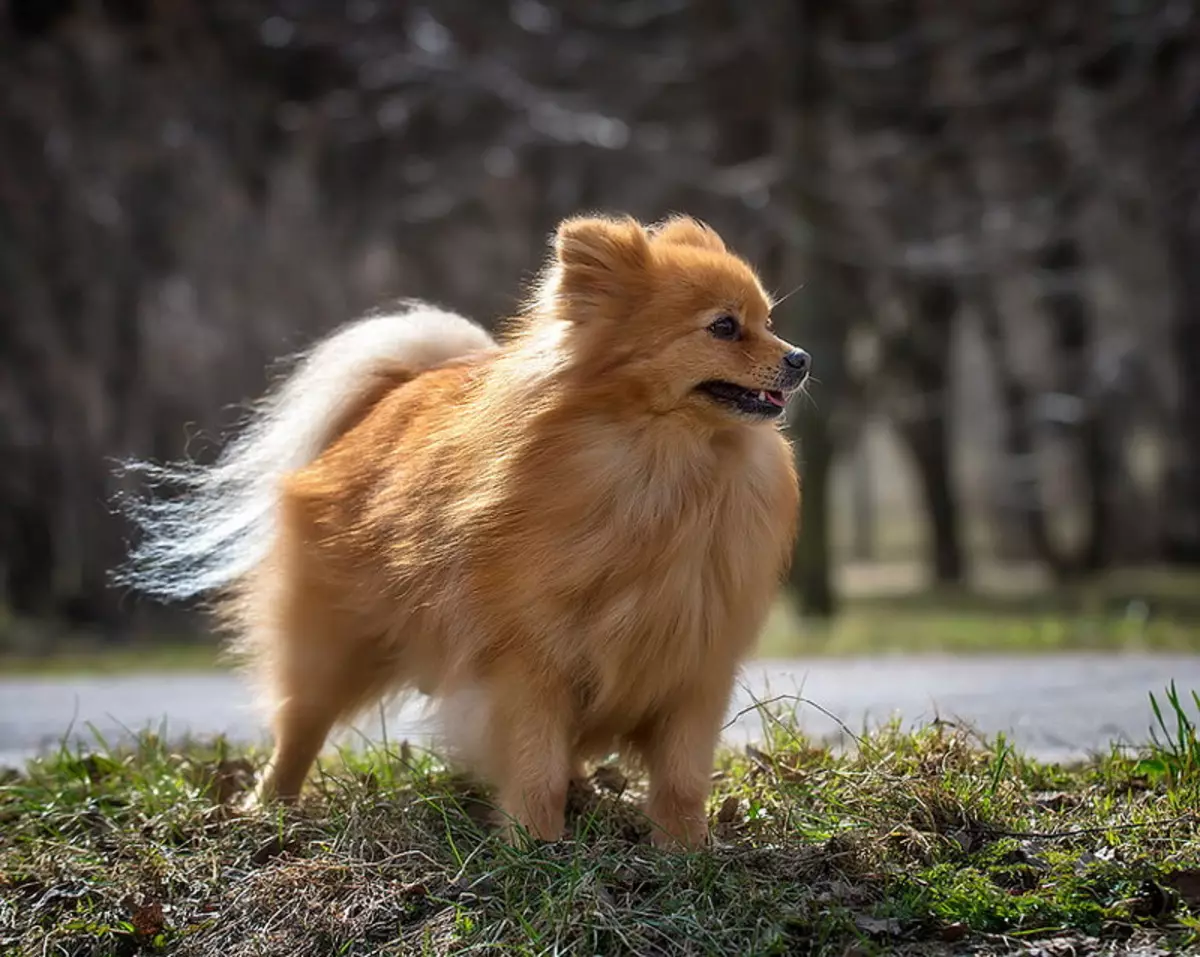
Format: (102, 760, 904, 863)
(783, 349, 811, 374)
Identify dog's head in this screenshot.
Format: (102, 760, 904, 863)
(533, 213, 810, 426)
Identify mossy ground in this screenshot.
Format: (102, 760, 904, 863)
(2, 688, 1198, 955)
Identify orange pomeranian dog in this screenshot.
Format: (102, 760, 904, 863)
(120, 214, 810, 847)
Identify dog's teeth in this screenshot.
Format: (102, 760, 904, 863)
(758, 391, 767, 401)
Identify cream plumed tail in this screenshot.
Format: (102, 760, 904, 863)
(116, 302, 493, 600)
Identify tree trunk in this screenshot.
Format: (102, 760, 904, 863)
(887, 278, 966, 585)
(849, 430, 875, 563)
(1154, 34, 1200, 563)
(773, 0, 846, 618)
(899, 415, 964, 585)
(790, 394, 838, 615)
(1085, 0, 1200, 564)
(1160, 194, 1200, 562)
(967, 276, 1063, 573)
(1032, 236, 1111, 574)
(773, 231, 845, 618)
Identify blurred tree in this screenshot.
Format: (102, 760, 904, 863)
(885, 277, 965, 584)
(0, 0, 1196, 641)
(773, 0, 846, 617)
(820, 0, 972, 586)
(1144, 7, 1200, 564)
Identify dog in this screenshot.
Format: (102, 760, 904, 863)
(121, 213, 809, 847)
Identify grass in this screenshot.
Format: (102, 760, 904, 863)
(757, 602, 1200, 659)
(756, 566, 1200, 658)
(0, 642, 220, 676)
(2, 691, 1199, 955)
(5, 567, 1200, 675)
(4, 605, 1193, 677)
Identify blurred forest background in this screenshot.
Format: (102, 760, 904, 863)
(1, 0, 1199, 656)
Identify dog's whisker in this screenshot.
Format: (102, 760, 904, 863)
(770, 283, 805, 310)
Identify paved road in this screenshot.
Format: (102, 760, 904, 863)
(2, 653, 1198, 767)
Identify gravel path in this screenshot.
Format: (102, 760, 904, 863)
(2, 653, 1198, 766)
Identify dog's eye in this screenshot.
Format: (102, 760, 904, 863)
(708, 315, 740, 340)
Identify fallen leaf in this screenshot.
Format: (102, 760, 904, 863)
(130, 899, 164, 938)
(716, 795, 741, 825)
(1032, 791, 1074, 811)
(852, 915, 902, 938)
(209, 758, 256, 804)
(1164, 869, 1200, 906)
(1025, 937, 1082, 957)
(940, 922, 968, 942)
(745, 745, 772, 770)
(949, 827, 979, 853)
(251, 835, 295, 866)
(1125, 880, 1172, 918)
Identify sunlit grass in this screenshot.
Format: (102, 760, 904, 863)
(1, 690, 1198, 955)
(0, 641, 221, 675)
(757, 602, 1200, 658)
(759, 566, 1200, 658)
(3, 567, 1199, 675)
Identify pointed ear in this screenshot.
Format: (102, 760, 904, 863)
(649, 215, 726, 253)
(553, 215, 649, 302)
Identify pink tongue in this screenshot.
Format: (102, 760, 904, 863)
(765, 391, 786, 408)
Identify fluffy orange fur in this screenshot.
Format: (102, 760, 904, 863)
(235, 214, 805, 846)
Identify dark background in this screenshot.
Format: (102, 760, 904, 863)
(1, 0, 1198, 650)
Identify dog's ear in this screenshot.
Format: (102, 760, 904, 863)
(649, 215, 726, 253)
(553, 215, 649, 303)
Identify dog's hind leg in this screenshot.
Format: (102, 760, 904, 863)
(245, 554, 389, 805)
(253, 617, 390, 803)
(256, 661, 351, 804)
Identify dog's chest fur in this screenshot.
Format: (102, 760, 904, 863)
(471, 419, 798, 724)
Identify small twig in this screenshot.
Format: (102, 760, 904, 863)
(724, 691, 867, 751)
(723, 693, 799, 730)
(987, 812, 1197, 841)
(449, 841, 486, 887)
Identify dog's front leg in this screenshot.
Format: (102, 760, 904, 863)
(637, 681, 730, 849)
(486, 671, 573, 844)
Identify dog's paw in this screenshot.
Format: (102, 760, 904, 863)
(650, 820, 710, 850)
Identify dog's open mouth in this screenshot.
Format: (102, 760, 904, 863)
(697, 381, 788, 418)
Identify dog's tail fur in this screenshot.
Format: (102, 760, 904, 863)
(116, 302, 495, 602)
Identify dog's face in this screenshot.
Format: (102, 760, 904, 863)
(542, 215, 810, 426)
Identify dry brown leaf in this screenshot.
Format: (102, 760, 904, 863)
(716, 794, 741, 825)
(745, 744, 772, 770)
(209, 758, 256, 804)
(940, 921, 968, 942)
(250, 835, 295, 866)
(1164, 869, 1200, 906)
(130, 899, 164, 938)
